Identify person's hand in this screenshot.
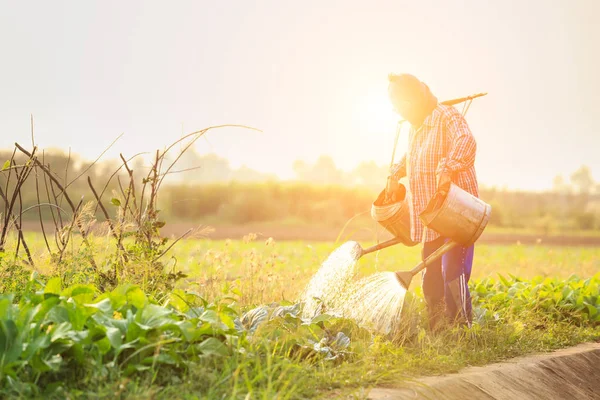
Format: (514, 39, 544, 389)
(389, 163, 406, 180)
(385, 176, 399, 203)
(436, 168, 452, 197)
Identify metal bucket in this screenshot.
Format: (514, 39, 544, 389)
(419, 183, 492, 246)
(371, 185, 418, 247)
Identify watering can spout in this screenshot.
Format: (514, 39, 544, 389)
(395, 271, 413, 290)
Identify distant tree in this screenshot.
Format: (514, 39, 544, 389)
(552, 174, 570, 194)
(351, 161, 388, 186)
(570, 165, 595, 194)
(194, 154, 231, 182)
(231, 166, 278, 182)
(313, 155, 342, 184)
(293, 156, 344, 185)
(292, 160, 310, 181)
(162, 151, 232, 183)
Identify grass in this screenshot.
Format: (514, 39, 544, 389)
(1, 233, 600, 399)
(168, 237, 600, 304)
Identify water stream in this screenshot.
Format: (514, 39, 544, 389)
(300, 241, 407, 334)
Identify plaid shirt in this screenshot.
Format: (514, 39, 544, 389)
(391, 104, 479, 243)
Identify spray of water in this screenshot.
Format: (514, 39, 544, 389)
(336, 272, 407, 335)
(300, 241, 362, 320)
(300, 241, 408, 335)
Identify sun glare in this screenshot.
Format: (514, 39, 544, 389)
(356, 87, 399, 136)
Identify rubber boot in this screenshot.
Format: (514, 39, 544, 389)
(447, 277, 472, 328)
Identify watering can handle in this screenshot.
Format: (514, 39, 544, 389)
(412, 240, 459, 276)
(385, 121, 407, 202)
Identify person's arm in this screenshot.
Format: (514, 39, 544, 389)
(437, 110, 477, 176)
(390, 153, 407, 179)
(435, 109, 477, 194)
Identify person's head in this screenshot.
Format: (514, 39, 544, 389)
(388, 73, 436, 126)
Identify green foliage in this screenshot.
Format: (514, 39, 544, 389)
(0, 277, 358, 398)
(2, 236, 600, 398)
(472, 273, 600, 325)
(0, 257, 32, 300)
(1, 271, 600, 398)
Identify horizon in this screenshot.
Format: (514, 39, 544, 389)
(1, 1, 599, 192)
(0, 144, 594, 194)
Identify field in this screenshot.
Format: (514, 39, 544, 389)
(13, 232, 600, 304)
(167, 237, 600, 304)
(1, 232, 600, 399)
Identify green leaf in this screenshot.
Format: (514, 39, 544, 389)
(95, 337, 112, 355)
(44, 277, 62, 295)
(168, 290, 191, 313)
(142, 353, 178, 366)
(310, 314, 333, 325)
(239, 306, 268, 333)
(331, 332, 350, 349)
(70, 343, 85, 363)
(50, 322, 73, 342)
(197, 337, 229, 357)
(1, 160, 10, 171)
(34, 296, 61, 322)
(42, 354, 63, 372)
(218, 311, 236, 330)
(46, 304, 70, 324)
(173, 320, 200, 342)
(110, 198, 121, 206)
(126, 286, 147, 309)
(135, 304, 173, 330)
(23, 334, 51, 360)
(497, 274, 511, 288)
(123, 363, 150, 376)
(85, 298, 113, 314)
(0, 320, 22, 365)
(200, 310, 220, 325)
(586, 304, 598, 317)
(62, 284, 97, 304)
(106, 327, 122, 349)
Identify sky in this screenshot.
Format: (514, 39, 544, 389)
(0, 0, 599, 191)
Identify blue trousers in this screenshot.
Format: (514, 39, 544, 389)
(422, 237, 474, 326)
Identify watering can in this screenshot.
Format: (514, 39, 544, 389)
(358, 182, 492, 290)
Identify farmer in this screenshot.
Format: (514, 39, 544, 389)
(387, 73, 478, 330)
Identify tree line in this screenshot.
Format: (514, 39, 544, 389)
(1, 148, 599, 234)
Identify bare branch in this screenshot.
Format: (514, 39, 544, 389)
(20, 203, 70, 216)
(31, 114, 35, 148)
(16, 143, 97, 269)
(62, 132, 124, 192)
(58, 147, 72, 208)
(152, 228, 194, 263)
(93, 152, 148, 215)
(157, 165, 202, 178)
(88, 176, 127, 259)
(34, 169, 52, 253)
(58, 197, 84, 263)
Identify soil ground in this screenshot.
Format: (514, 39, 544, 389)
(368, 342, 600, 400)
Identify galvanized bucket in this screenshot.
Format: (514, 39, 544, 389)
(371, 185, 418, 247)
(419, 183, 492, 246)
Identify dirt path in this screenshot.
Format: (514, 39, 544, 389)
(368, 342, 600, 400)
